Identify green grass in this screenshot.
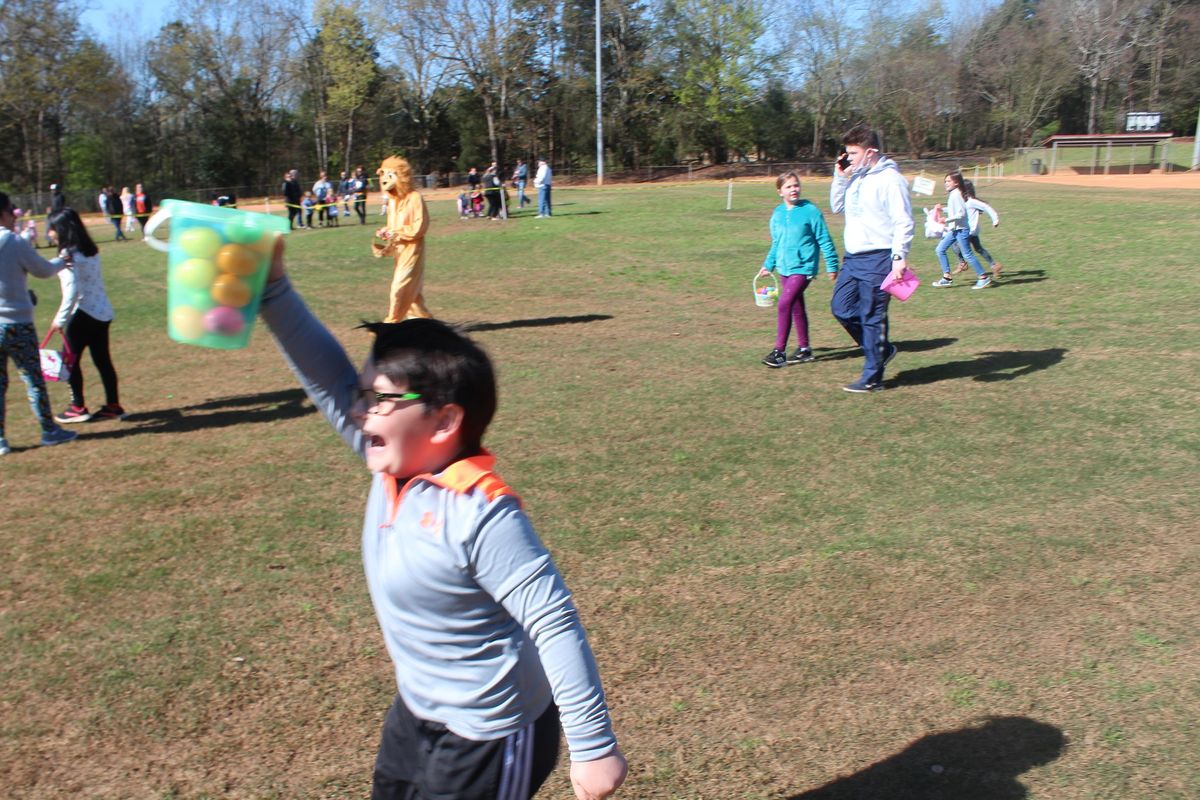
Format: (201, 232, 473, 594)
(2, 179, 1198, 798)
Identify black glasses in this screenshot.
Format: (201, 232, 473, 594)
(355, 388, 422, 415)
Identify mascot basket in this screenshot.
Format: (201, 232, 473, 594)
(753, 272, 780, 307)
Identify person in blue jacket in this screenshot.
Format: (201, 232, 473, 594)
(258, 238, 627, 800)
(758, 171, 839, 368)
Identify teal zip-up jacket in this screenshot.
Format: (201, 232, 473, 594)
(761, 199, 840, 277)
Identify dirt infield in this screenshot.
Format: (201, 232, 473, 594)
(1003, 171, 1200, 189)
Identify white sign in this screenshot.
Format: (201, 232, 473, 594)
(911, 176, 936, 196)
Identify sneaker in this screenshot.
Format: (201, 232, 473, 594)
(882, 342, 898, 368)
(843, 380, 883, 393)
(40, 427, 78, 447)
(54, 405, 92, 424)
(972, 276, 992, 290)
(787, 347, 815, 364)
(0, 438, 10, 456)
(92, 404, 127, 421)
(932, 277, 953, 287)
(762, 349, 787, 368)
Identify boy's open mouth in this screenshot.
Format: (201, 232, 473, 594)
(369, 434, 386, 449)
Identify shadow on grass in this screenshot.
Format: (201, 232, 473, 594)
(814, 337, 958, 363)
(79, 387, 314, 440)
(788, 716, 1066, 800)
(995, 269, 1047, 286)
(458, 314, 613, 332)
(890, 348, 1066, 387)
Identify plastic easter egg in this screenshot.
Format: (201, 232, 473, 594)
(210, 274, 252, 307)
(204, 305, 246, 335)
(215, 244, 259, 276)
(223, 216, 264, 245)
(178, 226, 223, 259)
(170, 305, 206, 340)
(175, 257, 218, 290)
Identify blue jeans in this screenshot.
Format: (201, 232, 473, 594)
(830, 250, 893, 384)
(1, 322, 57, 436)
(516, 179, 529, 207)
(538, 185, 552, 217)
(937, 229, 983, 276)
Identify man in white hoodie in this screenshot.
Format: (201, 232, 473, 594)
(829, 124, 914, 393)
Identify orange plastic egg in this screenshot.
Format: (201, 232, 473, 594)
(215, 244, 260, 276)
(210, 274, 252, 307)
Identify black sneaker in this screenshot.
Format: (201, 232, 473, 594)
(787, 347, 815, 364)
(843, 380, 883, 393)
(882, 343, 898, 368)
(761, 349, 787, 368)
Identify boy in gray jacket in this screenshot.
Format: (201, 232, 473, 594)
(259, 239, 627, 800)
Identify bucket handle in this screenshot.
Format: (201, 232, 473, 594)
(142, 207, 172, 253)
(753, 271, 779, 294)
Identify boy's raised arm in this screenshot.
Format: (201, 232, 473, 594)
(261, 237, 366, 458)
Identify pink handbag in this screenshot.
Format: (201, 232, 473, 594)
(880, 268, 920, 302)
(39, 330, 76, 382)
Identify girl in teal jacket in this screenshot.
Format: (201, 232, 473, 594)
(758, 172, 839, 368)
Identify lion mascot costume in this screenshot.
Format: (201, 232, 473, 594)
(373, 155, 432, 322)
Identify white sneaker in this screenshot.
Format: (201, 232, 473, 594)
(972, 277, 992, 290)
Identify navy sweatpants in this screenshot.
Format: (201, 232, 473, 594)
(831, 249, 893, 384)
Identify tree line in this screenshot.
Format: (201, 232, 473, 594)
(1, 0, 1196, 203)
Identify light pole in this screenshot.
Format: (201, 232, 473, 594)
(595, 0, 604, 185)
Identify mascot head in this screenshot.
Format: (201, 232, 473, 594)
(377, 156, 413, 197)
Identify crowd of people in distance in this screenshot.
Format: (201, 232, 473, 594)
(282, 167, 371, 231)
(457, 158, 553, 220)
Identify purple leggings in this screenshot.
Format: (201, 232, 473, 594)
(774, 274, 811, 351)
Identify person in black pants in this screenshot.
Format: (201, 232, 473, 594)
(45, 209, 126, 422)
(282, 170, 303, 229)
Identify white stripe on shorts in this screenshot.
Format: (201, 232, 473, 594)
(495, 721, 534, 800)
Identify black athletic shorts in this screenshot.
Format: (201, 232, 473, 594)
(371, 695, 561, 800)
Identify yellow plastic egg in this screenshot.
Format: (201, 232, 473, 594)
(215, 244, 260, 276)
(170, 305, 206, 340)
(177, 226, 223, 259)
(210, 274, 252, 307)
(175, 257, 218, 290)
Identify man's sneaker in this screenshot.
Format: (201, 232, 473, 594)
(787, 347, 815, 364)
(843, 380, 883, 393)
(882, 342, 898, 368)
(762, 349, 787, 368)
(54, 405, 92, 424)
(972, 276, 993, 290)
(0, 438, 10, 456)
(92, 403, 127, 421)
(40, 427, 78, 447)
(933, 277, 953, 287)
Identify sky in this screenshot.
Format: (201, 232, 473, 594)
(78, 1, 167, 45)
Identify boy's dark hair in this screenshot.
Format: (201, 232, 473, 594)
(842, 124, 881, 151)
(47, 208, 99, 257)
(775, 171, 802, 191)
(0, 192, 11, 215)
(359, 318, 497, 454)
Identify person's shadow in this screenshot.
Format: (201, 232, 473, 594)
(890, 348, 1066, 387)
(994, 269, 1047, 287)
(789, 716, 1066, 800)
(815, 337, 957, 363)
(78, 388, 315, 441)
(458, 314, 612, 332)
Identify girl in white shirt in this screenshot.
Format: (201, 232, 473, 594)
(46, 209, 125, 422)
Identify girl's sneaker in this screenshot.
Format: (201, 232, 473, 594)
(933, 276, 954, 287)
(761, 349, 787, 368)
(787, 347, 815, 364)
(55, 405, 92, 423)
(93, 403, 128, 421)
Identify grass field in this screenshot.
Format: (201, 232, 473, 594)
(2, 178, 1198, 799)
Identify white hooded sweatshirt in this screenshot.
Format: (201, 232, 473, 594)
(830, 156, 914, 262)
